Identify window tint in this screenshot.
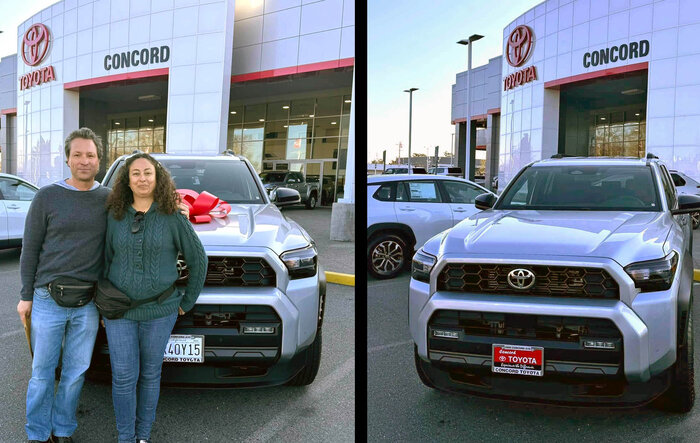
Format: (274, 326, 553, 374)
(442, 181, 484, 204)
(16, 183, 37, 201)
(0, 179, 36, 201)
(396, 182, 408, 201)
(671, 173, 686, 187)
(373, 183, 395, 201)
(406, 181, 442, 203)
(659, 165, 677, 209)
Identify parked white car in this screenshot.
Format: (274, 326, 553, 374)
(670, 170, 700, 229)
(0, 173, 38, 248)
(367, 174, 494, 279)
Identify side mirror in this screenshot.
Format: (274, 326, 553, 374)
(271, 187, 301, 207)
(474, 193, 497, 210)
(672, 194, 700, 214)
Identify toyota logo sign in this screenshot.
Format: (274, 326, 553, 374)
(22, 23, 51, 66)
(507, 268, 536, 290)
(506, 25, 533, 67)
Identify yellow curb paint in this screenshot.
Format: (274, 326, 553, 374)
(325, 271, 355, 286)
(695, 269, 700, 282)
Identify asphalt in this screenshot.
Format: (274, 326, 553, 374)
(281, 206, 355, 276)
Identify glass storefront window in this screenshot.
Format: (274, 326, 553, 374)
(265, 120, 287, 139)
(107, 113, 165, 165)
(316, 96, 342, 117)
(229, 105, 243, 125)
(290, 99, 315, 119)
(340, 115, 350, 138)
(286, 123, 309, 160)
(263, 139, 286, 160)
(244, 104, 266, 123)
(288, 119, 313, 138)
(590, 109, 645, 158)
(342, 95, 352, 115)
(242, 126, 264, 141)
(266, 101, 290, 121)
(313, 117, 341, 138)
(312, 137, 338, 159)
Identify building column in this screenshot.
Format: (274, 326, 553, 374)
(330, 70, 355, 241)
(485, 113, 500, 191)
(456, 121, 467, 177)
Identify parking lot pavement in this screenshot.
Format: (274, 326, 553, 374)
(282, 207, 355, 276)
(694, 229, 700, 270)
(367, 271, 700, 442)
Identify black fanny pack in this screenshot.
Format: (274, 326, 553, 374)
(48, 277, 96, 308)
(95, 279, 176, 320)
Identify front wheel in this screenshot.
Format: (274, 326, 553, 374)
(367, 234, 408, 279)
(286, 329, 322, 386)
(305, 192, 317, 210)
(656, 303, 695, 412)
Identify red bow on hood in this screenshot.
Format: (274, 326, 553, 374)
(176, 189, 232, 223)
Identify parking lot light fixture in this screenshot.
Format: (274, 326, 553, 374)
(404, 87, 418, 174)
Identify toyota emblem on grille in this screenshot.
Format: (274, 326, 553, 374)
(507, 268, 535, 290)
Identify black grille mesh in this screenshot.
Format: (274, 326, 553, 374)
(437, 264, 618, 299)
(178, 256, 276, 287)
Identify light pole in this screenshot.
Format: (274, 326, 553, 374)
(404, 87, 418, 174)
(457, 34, 483, 179)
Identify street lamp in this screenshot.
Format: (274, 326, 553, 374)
(457, 34, 483, 179)
(404, 87, 418, 174)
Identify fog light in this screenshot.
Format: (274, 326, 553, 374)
(433, 329, 459, 339)
(583, 340, 615, 350)
(243, 326, 276, 334)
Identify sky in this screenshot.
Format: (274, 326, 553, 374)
(368, 0, 543, 164)
(0, 0, 58, 59)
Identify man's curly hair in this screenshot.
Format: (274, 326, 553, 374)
(106, 153, 179, 220)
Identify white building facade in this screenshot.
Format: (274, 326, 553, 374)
(0, 0, 354, 206)
(453, 0, 700, 191)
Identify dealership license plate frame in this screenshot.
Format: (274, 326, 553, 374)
(163, 334, 205, 363)
(492, 344, 544, 377)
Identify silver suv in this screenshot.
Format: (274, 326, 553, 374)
(410, 156, 700, 411)
(91, 153, 325, 387)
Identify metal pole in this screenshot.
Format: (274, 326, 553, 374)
(451, 133, 455, 165)
(466, 43, 472, 180)
(408, 91, 413, 174)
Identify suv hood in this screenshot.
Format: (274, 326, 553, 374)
(190, 204, 310, 254)
(435, 210, 670, 265)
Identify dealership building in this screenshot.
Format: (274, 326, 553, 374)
(453, 0, 700, 191)
(0, 0, 355, 208)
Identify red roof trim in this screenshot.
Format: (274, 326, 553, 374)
(63, 67, 170, 90)
(231, 57, 355, 83)
(544, 62, 648, 88)
(1, 108, 17, 115)
(487, 107, 501, 115)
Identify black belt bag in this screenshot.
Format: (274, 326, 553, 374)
(48, 277, 96, 308)
(95, 279, 176, 320)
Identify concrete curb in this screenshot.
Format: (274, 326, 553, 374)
(325, 271, 355, 286)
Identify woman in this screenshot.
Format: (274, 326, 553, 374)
(103, 153, 207, 443)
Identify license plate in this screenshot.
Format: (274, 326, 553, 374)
(163, 334, 204, 363)
(492, 344, 544, 376)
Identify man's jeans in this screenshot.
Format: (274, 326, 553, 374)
(104, 312, 177, 443)
(25, 287, 99, 441)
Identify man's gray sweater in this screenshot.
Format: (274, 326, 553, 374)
(20, 184, 111, 301)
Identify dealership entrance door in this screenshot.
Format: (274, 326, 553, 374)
(556, 69, 647, 158)
(264, 159, 339, 206)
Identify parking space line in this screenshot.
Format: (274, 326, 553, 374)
(243, 356, 355, 442)
(367, 340, 413, 354)
(326, 271, 355, 286)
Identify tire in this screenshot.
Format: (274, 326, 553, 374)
(367, 234, 408, 279)
(414, 345, 436, 389)
(692, 212, 700, 230)
(657, 303, 695, 412)
(286, 328, 322, 386)
(305, 192, 317, 209)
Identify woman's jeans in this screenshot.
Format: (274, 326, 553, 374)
(104, 312, 177, 443)
(25, 287, 99, 441)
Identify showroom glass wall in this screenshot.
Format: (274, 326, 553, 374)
(227, 94, 351, 203)
(107, 113, 167, 165)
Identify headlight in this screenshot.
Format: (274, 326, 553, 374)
(280, 244, 317, 279)
(412, 250, 437, 283)
(624, 251, 678, 292)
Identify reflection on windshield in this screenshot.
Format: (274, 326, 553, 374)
(259, 172, 286, 183)
(497, 165, 661, 211)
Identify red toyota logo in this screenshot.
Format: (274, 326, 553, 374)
(506, 25, 533, 67)
(22, 24, 51, 66)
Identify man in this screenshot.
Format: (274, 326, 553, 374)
(18, 127, 110, 443)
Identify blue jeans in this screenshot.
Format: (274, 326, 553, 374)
(25, 287, 99, 441)
(104, 312, 178, 443)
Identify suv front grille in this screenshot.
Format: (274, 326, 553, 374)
(177, 256, 276, 287)
(176, 304, 281, 328)
(437, 264, 619, 299)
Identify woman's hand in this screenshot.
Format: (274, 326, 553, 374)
(177, 201, 190, 219)
(178, 306, 185, 316)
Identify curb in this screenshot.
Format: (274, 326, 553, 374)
(325, 271, 355, 286)
(695, 269, 700, 282)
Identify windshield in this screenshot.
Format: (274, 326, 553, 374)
(496, 165, 661, 211)
(106, 158, 265, 204)
(259, 172, 287, 183)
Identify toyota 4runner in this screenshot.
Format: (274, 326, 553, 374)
(410, 156, 700, 411)
(90, 152, 326, 387)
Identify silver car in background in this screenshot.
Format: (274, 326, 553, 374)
(670, 169, 700, 229)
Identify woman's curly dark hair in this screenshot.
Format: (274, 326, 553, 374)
(106, 153, 179, 220)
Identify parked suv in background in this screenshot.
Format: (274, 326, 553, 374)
(92, 153, 326, 387)
(259, 170, 321, 209)
(428, 167, 463, 177)
(410, 156, 700, 411)
(670, 170, 700, 229)
(367, 174, 493, 279)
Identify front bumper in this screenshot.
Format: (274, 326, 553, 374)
(409, 254, 682, 404)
